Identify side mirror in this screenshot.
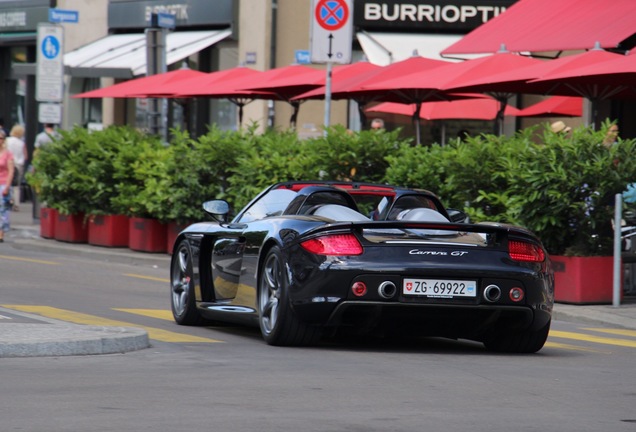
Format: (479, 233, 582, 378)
(203, 200, 230, 223)
(447, 209, 470, 224)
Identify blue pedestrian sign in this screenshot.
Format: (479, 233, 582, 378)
(41, 35, 60, 59)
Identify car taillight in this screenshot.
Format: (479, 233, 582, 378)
(509, 240, 545, 262)
(300, 234, 363, 256)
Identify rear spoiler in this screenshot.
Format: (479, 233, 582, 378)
(302, 220, 541, 243)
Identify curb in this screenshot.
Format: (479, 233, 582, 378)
(553, 303, 636, 330)
(0, 307, 149, 358)
(0, 325, 150, 358)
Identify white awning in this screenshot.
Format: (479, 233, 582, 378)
(356, 32, 482, 66)
(64, 29, 232, 78)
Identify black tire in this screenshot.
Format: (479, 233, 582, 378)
(258, 246, 320, 346)
(170, 240, 205, 326)
(483, 319, 551, 353)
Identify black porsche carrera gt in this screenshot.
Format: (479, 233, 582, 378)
(170, 181, 554, 353)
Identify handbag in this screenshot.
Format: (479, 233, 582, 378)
(11, 170, 19, 187)
(2, 193, 13, 209)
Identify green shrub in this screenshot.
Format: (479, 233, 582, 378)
(387, 122, 636, 256)
(303, 125, 410, 183)
(28, 127, 99, 215)
(110, 132, 167, 220)
(29, 121, 636, 256)
(164, 126, 249, 223)
(504, 122, 636, 256)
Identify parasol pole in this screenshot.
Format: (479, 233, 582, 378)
(413, 101, 422, 145)
(323, 61, 333, 135)
(441, 122, 446, 145)
(494, 96, 508, 136)
(290, 100, 300, 129)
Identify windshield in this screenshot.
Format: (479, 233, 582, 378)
(237, 189, 297, 223)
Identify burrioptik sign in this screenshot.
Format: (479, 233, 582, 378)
(353, 0, 517, 32)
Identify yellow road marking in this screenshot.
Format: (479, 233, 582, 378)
(114, 308, 174, 321)
(0, 255, 59, 265)
(544, 341, 611, 354)
(583, 328, 636, 338)
(123, 273, 170, 283)
(549, 330, 636, 348)
(1, 305, 221, 343)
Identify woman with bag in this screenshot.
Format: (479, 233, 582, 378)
(0, 130, 15, 242)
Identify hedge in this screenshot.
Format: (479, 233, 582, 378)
(28, 121, 636, 256)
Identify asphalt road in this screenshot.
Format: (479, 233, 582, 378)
(1, 245, 636, 432)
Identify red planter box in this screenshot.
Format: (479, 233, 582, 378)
(166, 221, 190, 254)
(88, 214, 129, 247)
(551, 255, 622, 304)
(40, 207, 58, 239)
(54, 213, 88, 243)
(128, 217, 167, 253)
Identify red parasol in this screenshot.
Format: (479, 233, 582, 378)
(366, 97, 520, 144)
(292, 60, 382, 101)
(167, 65, 325, 127)
(136, 66, 264, 98)
(442, 0, 636, 56)
(366, 98, 521, 121)
(445, 46, 626, 127)
(361, 51, 542, 135)
(296, 55, 457, 142)
(515, 96, 583, 118)
(72, 68, 208, 98)
(450, 47, 625, 98)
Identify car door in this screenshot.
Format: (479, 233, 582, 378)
(211, 224, 247, 301)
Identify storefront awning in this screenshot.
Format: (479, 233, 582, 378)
(357, 32, 483, 65)
(64, 29, 232, 78)
(442, 0, 636, 56)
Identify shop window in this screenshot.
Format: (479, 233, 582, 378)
(82, 78, 102, 128)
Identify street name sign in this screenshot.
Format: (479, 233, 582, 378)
(36, 23, 64, 102)
(310, 0, 353, 64)
(156, 12, 176, 29)
(49, 8, 79, 23)
(295, 49, 311, 64)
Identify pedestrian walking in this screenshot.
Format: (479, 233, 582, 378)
(6, 124, 27, 211)
(34, 123, 60, 149)
(0, 130, 15, 242)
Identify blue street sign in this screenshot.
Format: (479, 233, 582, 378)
(156, 12, 176, 29)
(49, 8, 79, 24)
(295, 50, 311, 64)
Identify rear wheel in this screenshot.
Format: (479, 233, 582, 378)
(483, 319, 551, 353)
(170, 240, 205, 325)
(258, 246, 320, 346)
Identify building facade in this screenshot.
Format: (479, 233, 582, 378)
(5, 0, 629, 158)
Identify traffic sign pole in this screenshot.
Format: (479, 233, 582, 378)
(324, 62, 333, 131)
(36, 23, 64, 103)
(310, 0, 353, 130)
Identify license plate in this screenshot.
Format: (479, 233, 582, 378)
(403, 278, 477, 298)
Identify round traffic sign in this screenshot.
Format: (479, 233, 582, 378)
(315, 0, 349, 31)
(41, 35, 60, 59)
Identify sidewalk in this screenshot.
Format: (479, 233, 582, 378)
(1, 200, 636, 358)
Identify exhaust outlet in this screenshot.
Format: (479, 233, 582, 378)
(378, 281, 397, 299)
(483, 284, 502, 303)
